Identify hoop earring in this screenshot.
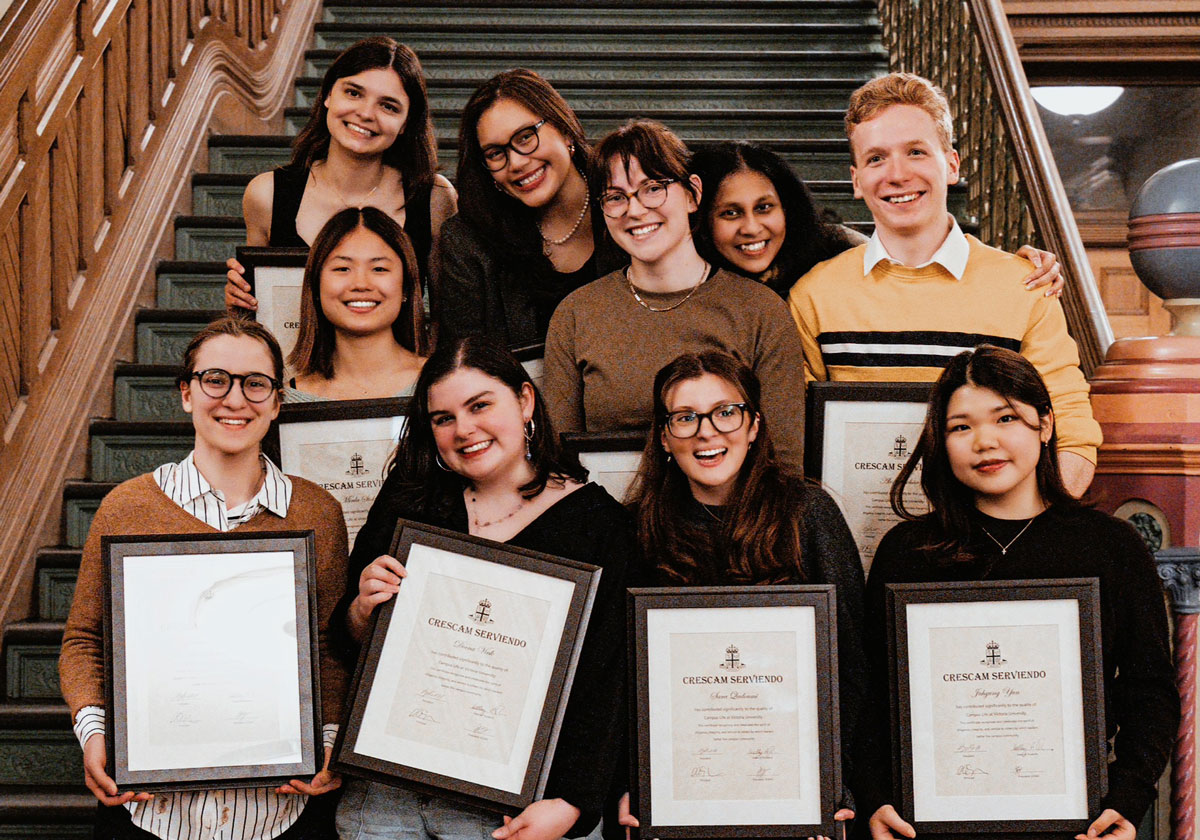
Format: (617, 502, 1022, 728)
(493, 179, 506, 193)
(524, 419, 536, 461)
(435, 453, 452, 472)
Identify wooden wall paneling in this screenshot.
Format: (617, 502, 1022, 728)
(19, 164, 51, 383)
(0, 213, 20, 433)
(51, 111, 80, 322)
(148, 0, 167, 117)
(125, 0, 148, 165)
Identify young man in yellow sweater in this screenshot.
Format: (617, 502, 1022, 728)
(788, 72, 1101, 495)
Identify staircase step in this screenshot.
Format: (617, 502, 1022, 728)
(295, 76, 868, 111)
(35, 551, 81, 623)
(135, 307, 223, 365)
(173, 215, 245, 263)
(192, 172, 252, 216)
(283, 106, 850, 142)
(313, 21, 881, 53)
(304, 47, 888, 80)
(4, 624, 63, 702)
(89, 420, 193, 483)
(63, 483, 114, 549)
(114, 364, 188, 423)
(322, 0, 879, 26)
(156, 261, 227, 310)
(0, 705, 83, 788)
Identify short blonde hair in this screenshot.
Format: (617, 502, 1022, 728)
(845, 73, 954, 159)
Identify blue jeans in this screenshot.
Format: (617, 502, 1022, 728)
(336, 779, 503, 840)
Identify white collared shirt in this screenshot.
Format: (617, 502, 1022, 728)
(863, 216, 970, 280)
(71, 453, 337, 840)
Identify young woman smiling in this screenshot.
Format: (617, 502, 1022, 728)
(60, 316, 349, 839)
(437, 69, 625, 346)
(861, 346, 1177, 840)
(617, 352, 865, 836)
(285, 206, 428, 401)
(225, 37, 457, 310)
(543, 121, 809, 468)
(331, 335, 635, 840)
(691, 141, 1064, 299)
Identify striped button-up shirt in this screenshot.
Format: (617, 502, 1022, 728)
(72, 452, 337, 840)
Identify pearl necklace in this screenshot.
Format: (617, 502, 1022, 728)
(627, 261, 709, 313)
(538, 185, 590, 255)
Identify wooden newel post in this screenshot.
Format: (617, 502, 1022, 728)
(1158, 552, 1200, 840)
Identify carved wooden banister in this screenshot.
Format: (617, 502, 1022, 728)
(876, 0, 1113, 375)
(0, 0, 321, 626)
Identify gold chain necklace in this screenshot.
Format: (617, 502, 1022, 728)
(317, 164, 382, 209)
(978, 519, 1035, 555)
(627, 261, 708, 313)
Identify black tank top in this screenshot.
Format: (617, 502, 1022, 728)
(269, 164, 435, 282)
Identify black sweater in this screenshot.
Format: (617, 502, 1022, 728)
(859, 505, 1178, 832)
(652, 481, 868, 810)
(332, 480, 636, 837)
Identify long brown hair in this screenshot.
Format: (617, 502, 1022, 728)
(890, 345, 1079, 561)
(455, 69, 592, 272)
(288, 207, 428, 379)
(385, 335, 587, 521)
(291, 37, 438, 191)
(626, 352, 809, 585)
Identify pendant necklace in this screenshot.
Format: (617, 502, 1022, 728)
(628, 260, 709, 313)
(978, 519, 1035, 555)
(468, 492, 528, 529)
(538, 186, 590, 256)
(318, 164, 382, 209)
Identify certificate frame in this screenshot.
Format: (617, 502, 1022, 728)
(333, 520, 601, 814)
(561, 431, 646, 504)
(237, 246, 309, 363)
(629, 586, 841, 839)
(103, 531, 322, 791)
(887, 578, 1106, 834)
(271, 397, 410, 546)
(804, 381, 932, 575)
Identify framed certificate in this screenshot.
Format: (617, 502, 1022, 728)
(511, 342, 545, 390)
(562, 431, 646, 503)
(103, 532, 321, 791)
(805, 382, 932, 575)
(334, 521, 601, 813)
(274, 398, 409, 546)
(629, 586, 841, 838)
(237, 246, 308, 363)
(887, 579, 1106, 834)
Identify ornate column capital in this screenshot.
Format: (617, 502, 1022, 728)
(1157, 548, 1200, 614)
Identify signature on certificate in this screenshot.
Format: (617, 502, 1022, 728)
(689, 766, 726, 779)
(418, 688, 445, 702)
(955, 764, 990, 779)
(408, 708, 438, 725)
(471, 704, 508, 719)
(747, 747, 776, 760)
(691, 747, 720, 759)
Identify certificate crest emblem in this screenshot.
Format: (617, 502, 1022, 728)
(471, 598, 494, 624)
(347, 452, 368, 476)
(892, 435, 908, 459)
(981, 639, 1007, 667)
(720, 644, 745, 670)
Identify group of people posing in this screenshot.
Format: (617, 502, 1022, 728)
(59, 33, 1175, 840)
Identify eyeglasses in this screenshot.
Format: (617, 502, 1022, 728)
(187, 369, 280, 403)
(599, 179, 677, 218)
(481, 120, 547, 171)
(664, 403, 751, 439)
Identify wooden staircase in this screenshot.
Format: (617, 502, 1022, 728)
(0, 1, 940, 833)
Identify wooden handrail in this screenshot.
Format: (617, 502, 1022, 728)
(876, 0, 1113, 376)
(0, 0, 320, 627)
(967, 0, 1114, 365)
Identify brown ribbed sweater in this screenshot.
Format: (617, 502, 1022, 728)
(60, 473, 350, 728)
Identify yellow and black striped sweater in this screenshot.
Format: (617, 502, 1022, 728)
(788, 236, 1101, 462)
